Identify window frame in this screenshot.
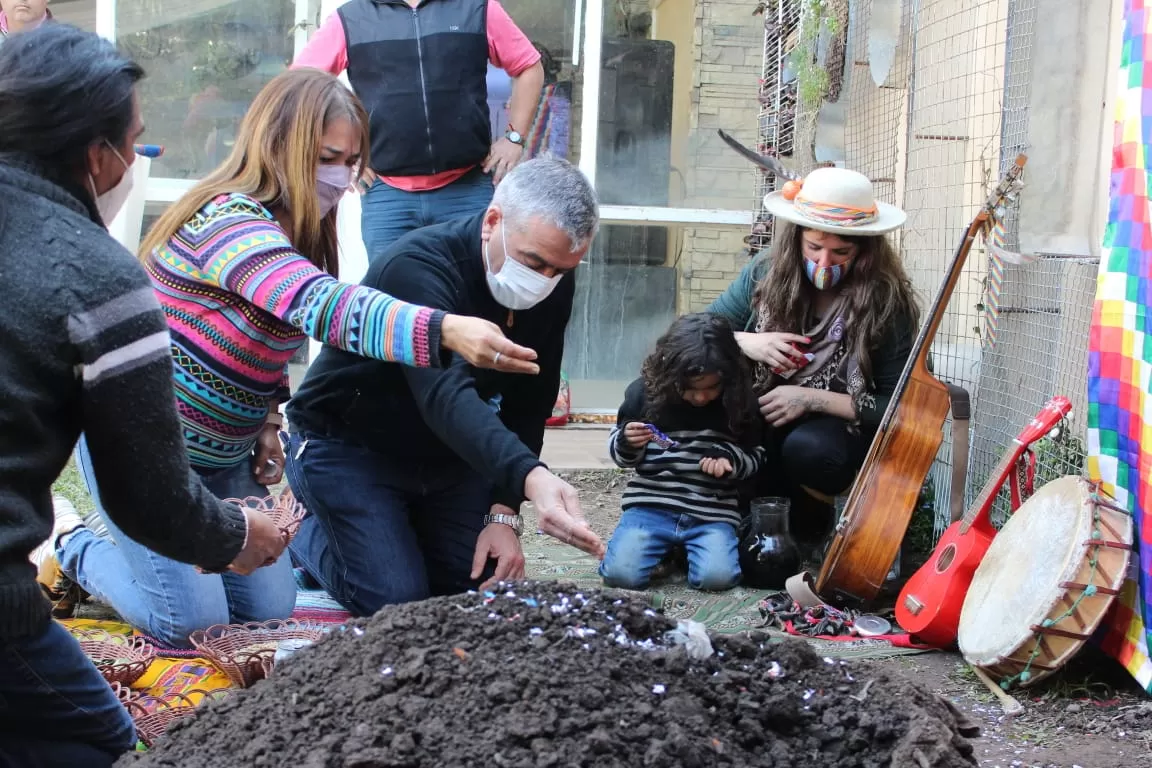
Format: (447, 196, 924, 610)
(96, 0, 754, 228)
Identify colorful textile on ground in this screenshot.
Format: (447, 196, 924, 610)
(61, 571, 353, 700)
(57, 618, 234, 700)
(757, 594, 931, 649)
(134, 658, 232, 700)
(521, 533, 931, 660)
(59, 581, 353, 748)
(1087, 0, 1152, 694)
(292, 567, 354, 626)
(148, 192, 438, 470)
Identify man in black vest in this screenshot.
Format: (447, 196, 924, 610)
(284, 157, 604, 617)
(293, 0, 545, 259)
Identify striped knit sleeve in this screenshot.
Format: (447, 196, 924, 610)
(66, 253, 248, 572)
(609, 379, 648, 468)
(608, 425, 645, 468)
(196, 213, 444, 368)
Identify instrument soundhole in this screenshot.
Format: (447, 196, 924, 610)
(935, 544, 956, 573)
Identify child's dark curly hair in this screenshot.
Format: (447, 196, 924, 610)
(640, 313, 760, 447)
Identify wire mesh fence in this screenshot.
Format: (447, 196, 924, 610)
(748, 0, 805, 258)
(752, 0, 1092, 539)
(899, 0, 1013, 532)
(966, 0, 1093, 528)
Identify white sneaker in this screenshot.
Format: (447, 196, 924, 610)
(28, 496, 85, 576)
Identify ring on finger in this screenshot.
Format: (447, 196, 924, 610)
(494, 351, 502, 365)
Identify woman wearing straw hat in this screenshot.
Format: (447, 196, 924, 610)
(708, 166, 920, 558)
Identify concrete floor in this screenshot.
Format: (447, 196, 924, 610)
(540, 425, 614, 470)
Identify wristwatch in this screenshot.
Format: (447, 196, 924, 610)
(504, 128, 524, 147)
(484, 512, 523, 537)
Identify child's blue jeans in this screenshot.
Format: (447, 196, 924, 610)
(599, 507, 742, 591)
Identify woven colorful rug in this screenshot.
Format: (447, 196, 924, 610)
(1087, 0, 1152, 695)
(62, 576, 354, 702)
(59, 618, 234, 701)
(521, 534, 932, 660)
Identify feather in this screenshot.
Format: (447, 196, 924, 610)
(716, 129, 802, 180)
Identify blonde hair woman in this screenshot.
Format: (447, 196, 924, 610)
(54, 68, 538, 648)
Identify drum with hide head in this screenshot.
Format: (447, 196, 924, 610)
(957, 475, 1132, 688)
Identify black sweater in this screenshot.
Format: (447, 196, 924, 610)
(287, 213, 573, 509)
(0, 157, 247, 639)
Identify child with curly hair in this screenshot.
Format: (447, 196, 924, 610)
(600, 313, 765, 591)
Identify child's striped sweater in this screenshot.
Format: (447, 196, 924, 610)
(145, 193, 444, 469)
(608, 378, 765, 526)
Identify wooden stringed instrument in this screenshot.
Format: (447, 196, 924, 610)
(895, 396, 1073, 647)
(815, 154, 1028, 606)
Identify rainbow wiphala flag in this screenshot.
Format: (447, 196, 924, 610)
(1089, 0, 1152, 694)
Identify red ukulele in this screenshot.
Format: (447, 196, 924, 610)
(895, 396, 1073, 648)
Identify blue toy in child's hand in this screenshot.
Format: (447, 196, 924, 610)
(645, 423, 677, 448)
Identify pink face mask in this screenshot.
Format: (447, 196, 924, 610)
(316, 164, 353, 217)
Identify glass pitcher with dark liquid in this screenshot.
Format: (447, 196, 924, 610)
(738, 496, 802, 588)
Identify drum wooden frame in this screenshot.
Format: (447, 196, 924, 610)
(957, 475, 1133, 688)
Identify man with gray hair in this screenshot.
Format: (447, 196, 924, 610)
(284, 156, 604, 617)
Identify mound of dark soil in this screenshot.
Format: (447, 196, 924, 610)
(117, 582, 977, 768)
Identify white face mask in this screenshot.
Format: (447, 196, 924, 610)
(316, 164, 353, 217)
(87, 140, 134, 226)
(484, 220, 563, 310)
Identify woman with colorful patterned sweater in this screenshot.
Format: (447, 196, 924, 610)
(54, 68, 539, 647)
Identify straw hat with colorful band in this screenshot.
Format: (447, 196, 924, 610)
(763, 166, 906, 236)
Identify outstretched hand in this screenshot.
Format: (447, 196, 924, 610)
(525, 467, 606, 559)
(440, 314, 539, 374)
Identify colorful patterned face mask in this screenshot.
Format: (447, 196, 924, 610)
(804, 257, 853, 290)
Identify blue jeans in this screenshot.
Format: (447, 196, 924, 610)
(0, 619, 137, 767)
(361, 166, 495, 262)
(63, 436, 297, 648)
(285, 432, 494, 617)
(599, 507, 742, 591)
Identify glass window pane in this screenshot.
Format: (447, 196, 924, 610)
(594, 0, 761, 211)
(564, 224, 678, 410)
(562, 0, 762, 409)
(49, 0, 97, 31)
(494, 0, 580, 166)
(118, 0, 296, 179)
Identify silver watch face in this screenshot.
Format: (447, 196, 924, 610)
(506, 131, 523, 144)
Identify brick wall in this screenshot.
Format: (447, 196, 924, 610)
(678, 0, 761, 312)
